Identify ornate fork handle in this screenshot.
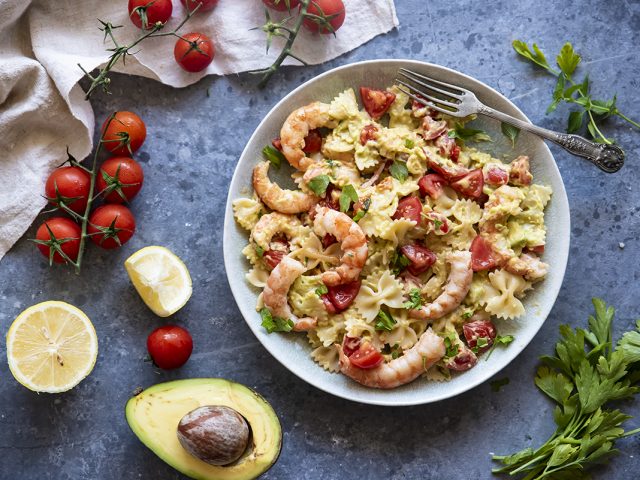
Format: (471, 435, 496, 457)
(478, 105, 625, 173)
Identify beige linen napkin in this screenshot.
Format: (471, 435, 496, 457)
(0, 0, 398, 259)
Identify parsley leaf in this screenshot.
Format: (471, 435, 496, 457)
(308, 175, 331, 196)
(375, 309, 396, 331)
(255, 245, 264, 257)
(403, 288, 423, 310)
(260, 308, 294, 334)
(339, 184, 358, 213)
(448, 122, 491, 143)
(389, 160, 409, 183)
(404, 138, 415, 149)
(461, 310, 473, 320)
(512, 40, 553, 72)
(485, 334, 514, 360)
(352, 197, 371, 222)
(315, 285, 328, 297)
(262, 145, 284, 168)
(501, 122, 520, 147)
(442, 332, 460, 358)
(556, 42, 581, 77)
(490, 377, 510, 392)
(391, 250, 411, 275)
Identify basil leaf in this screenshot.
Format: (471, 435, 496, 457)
(501, 123, 520, 147)
(308, 175, 331, 196)
(403, 288, 423, 310)
(352, 197, 371, 222)
(448, 123, 491, 143)
(404, 138, 415, 149)
(389, 160, 409, 183)
(339, 184, 358, 213)
(375, 309, 397, 331)
(262, 145, 284, 168)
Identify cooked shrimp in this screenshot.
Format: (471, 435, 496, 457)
(411, 251, 473, 321)
(302, 161, 361, 188)
(505, 252, 548, 281)
(251, 211, 302, 250)
(263, 255, 317, 332)
(253, 161, 318, 214)
(339, 328, 445, 389)
(509, 155, 533, 186)
(313, 206, 368, 286)
(280, 102, 336, 171)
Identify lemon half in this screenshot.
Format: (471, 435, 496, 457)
(7, 301, 98, 393)
(125, 246, 192, 317)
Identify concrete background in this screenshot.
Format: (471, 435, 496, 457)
(1, 0, 639, 478)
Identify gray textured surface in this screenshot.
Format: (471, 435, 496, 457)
(1, 0, 639, 479)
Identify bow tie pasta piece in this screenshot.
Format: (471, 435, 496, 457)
(485, 269, 532, 319)
(354, 269, 405, 322)
(311, 345, 341, 373)
(232, 196, 266, 231)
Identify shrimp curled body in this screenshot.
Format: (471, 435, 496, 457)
(250, 212, 301, 250)
(339, 328, 445, 389)
(313, 206, 368, 286)
(253, 161, 318, 214)
(263, 255, 317, 332)
(280, 102, 336, 171)
(411, 251, 473, 321)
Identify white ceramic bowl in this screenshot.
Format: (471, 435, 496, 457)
(223, 59, 570, 406)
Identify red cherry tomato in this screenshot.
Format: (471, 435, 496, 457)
(101, 111, 147, 156)
(321, 233, 337, 248)
(446, 347, 478, 371)
(399, 243, 437, 276)
(325, 280, 361, 312)
(263, 249, 285, 270)
(470, 235, 497, 272)
(302, 129, 322, 154)
(392, 196, 422, 224)
(96, 157, 144, 204)
(342, 336, 361, 357)
(181, 0, 218, 12)
(450, 168, 484, 198)
(263, 0, 300, 11)
(45, 166, 91, 214)
(147, 325, 193, 369)
(359, 87, 396, 120)
(174, 32, 215, 72)
(350, 341, 384, 369)
(427, 155, 468, 181)
(302, 0, 345, 34)
(463, 320, 497, 352)
(423, 211, 449, 234)
(272, 138, 283, 151)
(418, 173, 447, 199)
(88, 204, 136, 249)
(35, 217, 81, 264)
(128, 0, 173, 29)
(485, 167, 509, 186)
(360, 124, 379, 145)
(320, 294, 337, 314)
(450, 144, 461, 163)
(527, 245, 545, 255)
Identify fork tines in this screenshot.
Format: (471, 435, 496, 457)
(396, 68, 464, 116)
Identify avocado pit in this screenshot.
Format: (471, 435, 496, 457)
(177, 405, 250, 466)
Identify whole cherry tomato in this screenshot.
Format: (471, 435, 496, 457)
(128, 0, 173, 30)
(96, 157, 144, 203)
(101, 112, 147, 156)
(303, 0, 346, 34)
(88, 204, 136, 249)
(174, 33, 215, 72)
(263, 0, 300, 11)
(181, 0, 218, 12)
(45, 166, 91, 214)
(147, 325, 193, 369)
(35, 217, 81, 264)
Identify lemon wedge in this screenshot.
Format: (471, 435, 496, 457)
(125, 246, 192, 317)
(7, 301, 98, 393)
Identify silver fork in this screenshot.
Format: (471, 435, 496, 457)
(396, 68, 624, 173)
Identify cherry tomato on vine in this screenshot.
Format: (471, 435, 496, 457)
(147, 325, 193, 369)
(174, 33, 215, 72)
(88, 204, 136, 249)
(34, 217, 81, 264)
(302, 0, 346, 34)
(181, 0, 218, 12)
(128, 0, 173, 30)
(96, 157, 144, 204)
(263, 0, 300, 11)
(101, 112, 147, 156)
(45, 166, 91, 214)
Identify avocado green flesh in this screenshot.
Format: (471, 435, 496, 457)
(125, 378, 282, 480)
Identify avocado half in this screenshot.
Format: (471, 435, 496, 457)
(125, 378, 282, 480)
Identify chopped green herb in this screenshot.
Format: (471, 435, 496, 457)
(260, 308, 294, 334)
(404, 138, 415, 149)
(448, 122, 492, 143)
(262, 145, 285, 168)
(382, 343, 402, 359)
(352, 197, 371, 222)
(255, 245, 264, 257)
(461, 310, 473, 320)
(308, 175, 331, 196)
(315, 285, 328, 297)
(339, 185, 358, 213)
(391, 250, 411, 275)
(501, 122, 520, 147)
(485, 334, 515, 359)
(389, 160, 409, 183)
(375, 309, 396, 331)
(403, 288, 423, 310)
(490, 377, 510, 392)
(433, 219, 443, 231)
(442, 332, 460, 358)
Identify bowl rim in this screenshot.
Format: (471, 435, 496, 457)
(223, 58, 570, 406)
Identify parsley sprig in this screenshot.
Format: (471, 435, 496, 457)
(513, 41, 640, 144)
(492, 298, 640, 478)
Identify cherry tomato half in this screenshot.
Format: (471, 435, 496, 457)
(128, 0, 173, 29)
(147, 325, 193, 369)
(463, 320, 497, 352)
(181, 0, 218, 12)
(101, 111, 147, 156)
(470, 235, 497, 272)
(174, 32, 215, 72)
(35, 217, 81, 264)
(418, 173, 447, 200)
(450, 168, 484, 199)
(45, 166, 91, 214)
(325, 280, 361, 312)
(360, 87, 395, 120)
(263, 0, 300, 11)
(88, 204, 136, 249)
(349, 341, 384, 369)
(392, 196, 422, 224)
(302, 0, 346, 34)
(96, 157, 144, 203)
(360, 124, 379, 146)
(399, 243, 437, 276)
